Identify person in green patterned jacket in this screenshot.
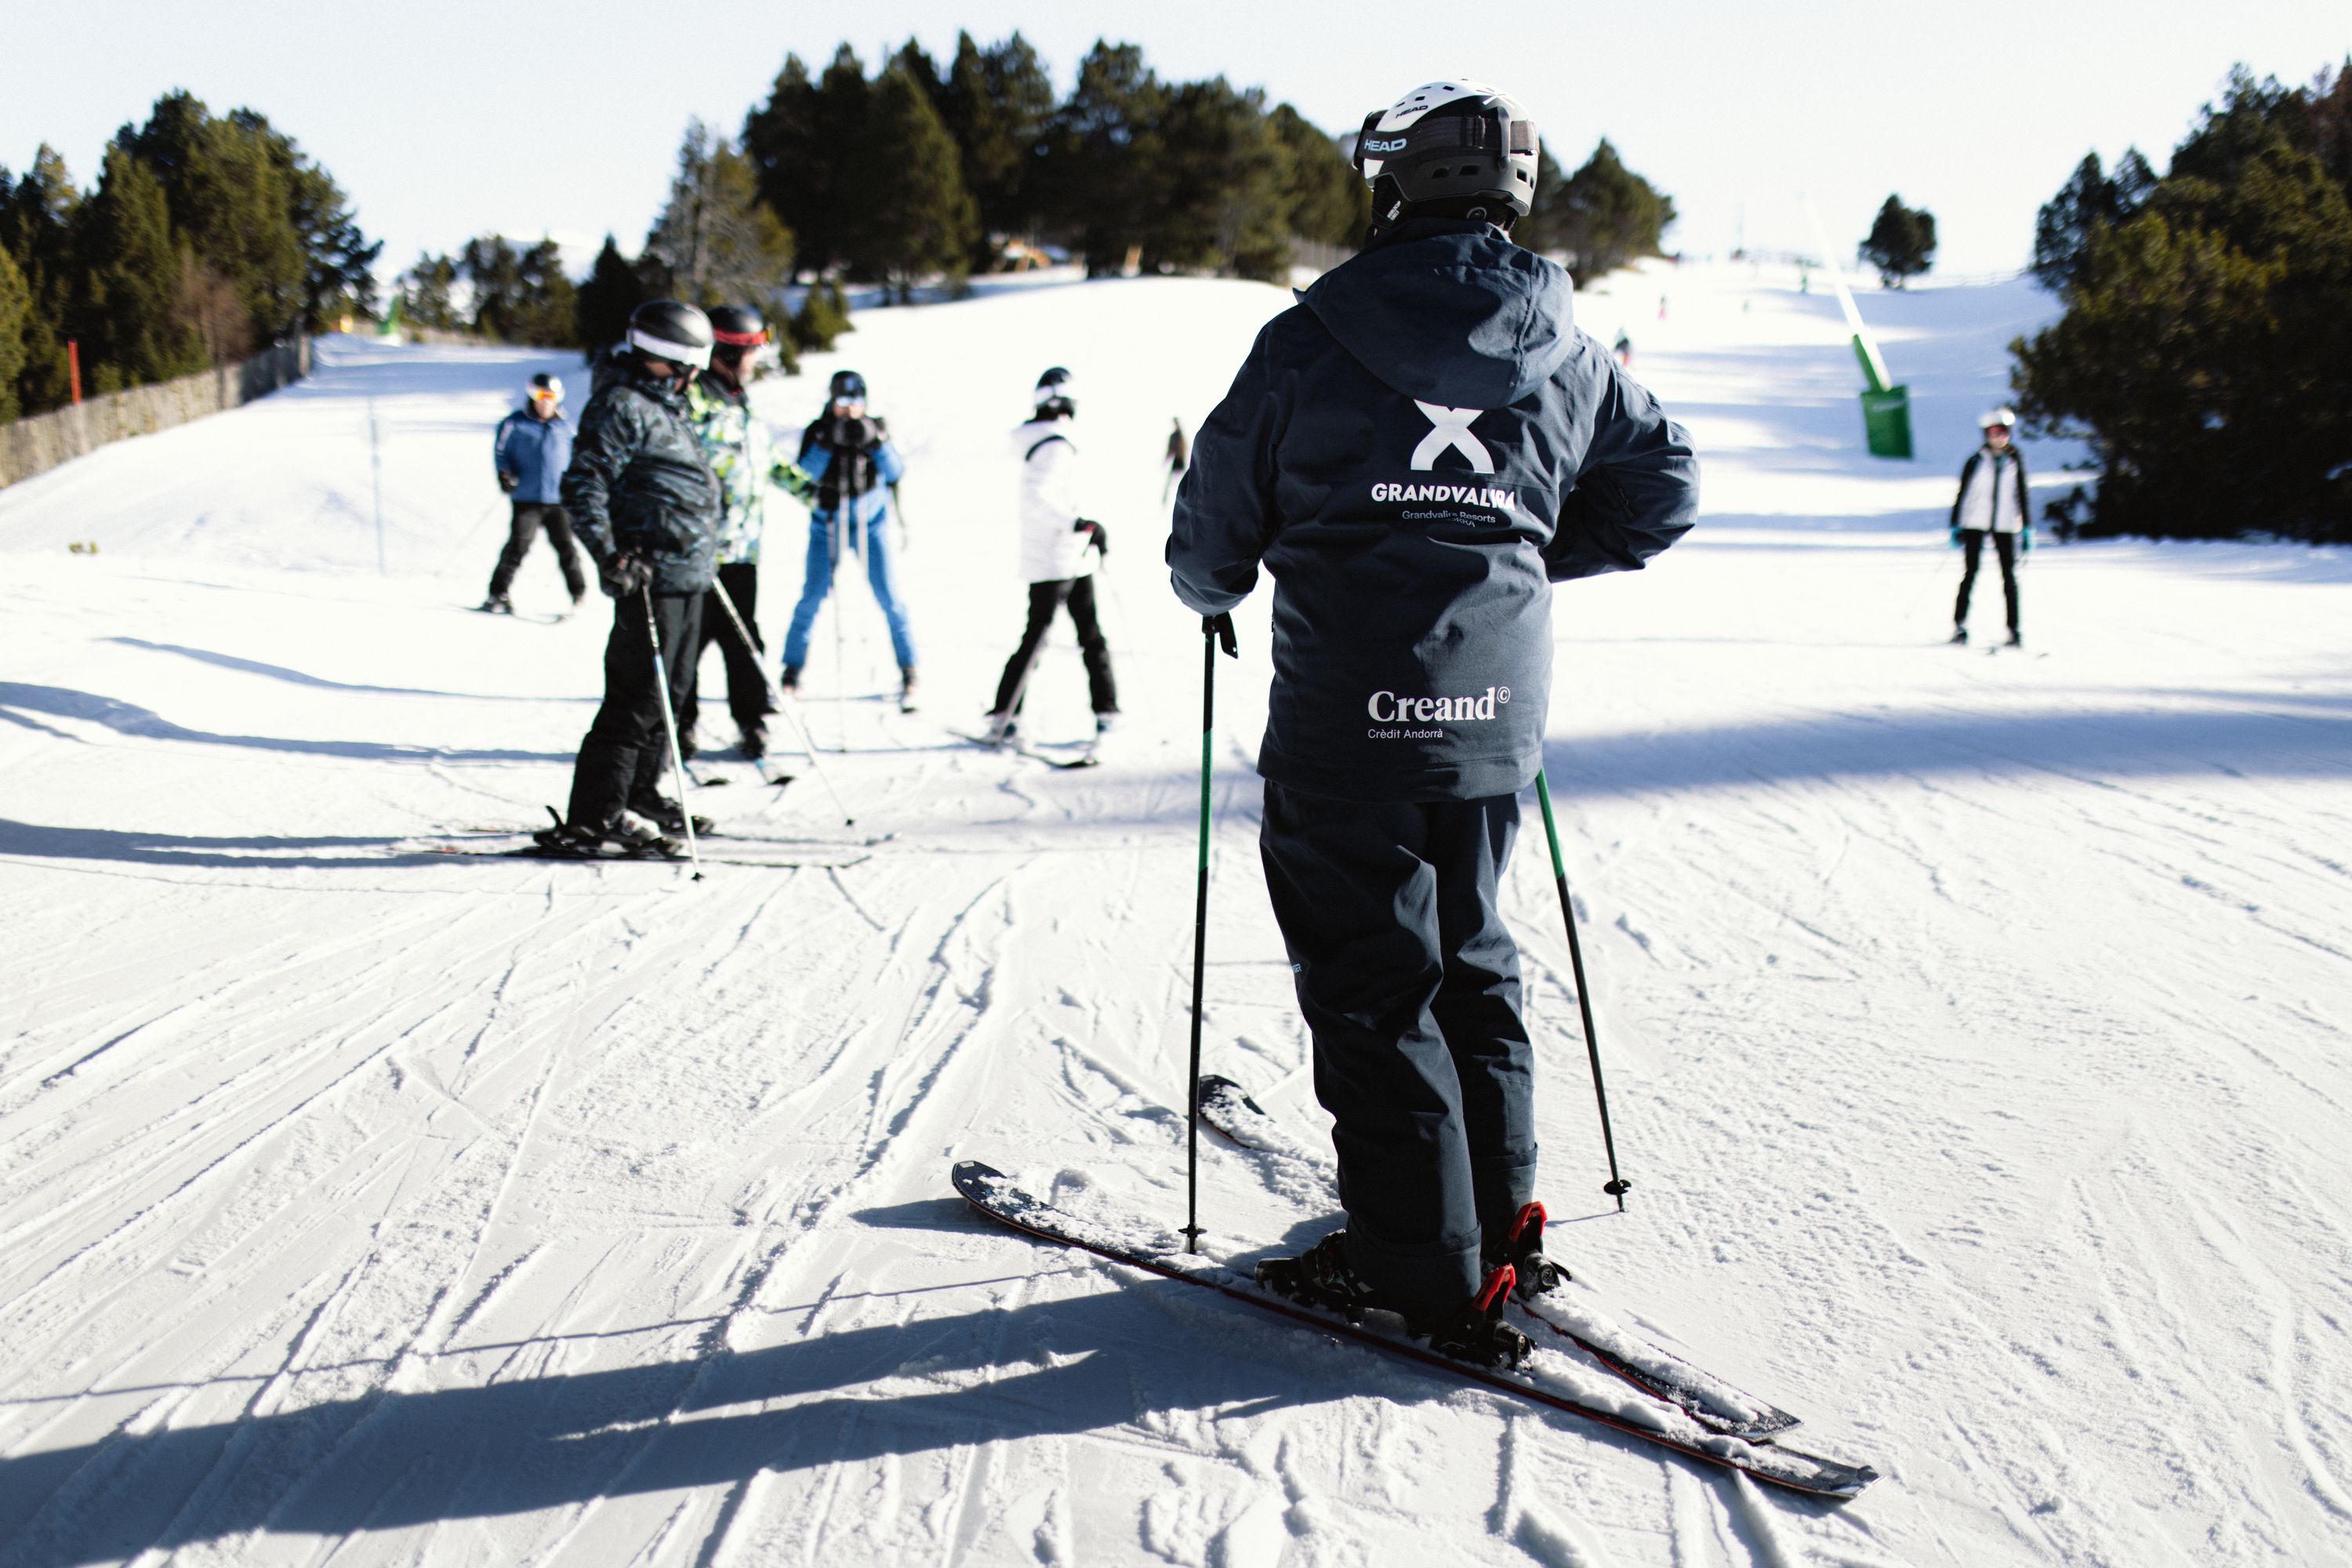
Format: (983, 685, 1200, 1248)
(679, 306, 815, 762)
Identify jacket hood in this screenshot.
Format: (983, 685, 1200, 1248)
(1302, 218, 1575, 409)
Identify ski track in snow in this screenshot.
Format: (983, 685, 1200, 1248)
(3, 266, 2350, 1565)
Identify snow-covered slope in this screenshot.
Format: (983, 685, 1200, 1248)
(3, 264, 2348, 1566)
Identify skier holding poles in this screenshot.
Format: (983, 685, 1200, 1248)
(779, 370, 920, 713)
(1167, 79, 1699, 1364)
(678, 305, 815, 762)
(982, 367, 1119, 746)
(532, 299, 724, 859)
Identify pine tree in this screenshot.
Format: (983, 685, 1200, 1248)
(0, 241, 30, 423)
(2031, 152, 2153, 292)
(1268, 103, 1368, 249)
(1038, 42, 1169, 275)
(1149, 78, 1289, 281)
(848, 62, 978, 299)
(575, 234, 648, 358)
(461, 236, 579, 346)
(743, 46, 869, 279)
(1553, 140, 1676, 286)
(71, 144, 204, 391)
(230, 109, 380, 328)
(791, 279, 853, 353)
(643, 122, 796, 310)
(1859, 194, 1936, 288)
(936, 31, 1058, 262)
(128, 93, 306, 339)
(397, 253, 463, 332)
(2, 147, 79, 413)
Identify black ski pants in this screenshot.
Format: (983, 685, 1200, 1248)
(989, 576, 1117, 717)
(1955, 529, 2020, 634)
(681, 561, 772, 738)
(488, 502, 586, 601)
(1259, 780, 1537, 1316)
(565, 590, 701, 830)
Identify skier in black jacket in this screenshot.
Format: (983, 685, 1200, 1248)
(537, 300, 724, 856)
(1169, 79, 1699, 1363)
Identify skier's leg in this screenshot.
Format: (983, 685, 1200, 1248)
(990, 581, 1064, 717)
(717, 562, 769, 729)
(543, 506, 587, 599)
(1261, 780, 1482, 1319)
(487, 503, 538, 601)
(862, 512, 919, 670)
(678, 583, 720, 745)
(1426, 793, 1537, 1248)
(566, 592, 659, 829)
(780, 520, 834, 674)
(630, 593, 703, 811)
(1995, 532, 2020, 636)
(1953, 530, 1984, 627)
(1066, 575, 1120, 715)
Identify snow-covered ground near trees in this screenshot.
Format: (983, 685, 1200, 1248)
(3, 258, 2350, 1568)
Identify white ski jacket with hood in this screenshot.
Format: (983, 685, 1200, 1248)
(1012, 415, 1095, 583)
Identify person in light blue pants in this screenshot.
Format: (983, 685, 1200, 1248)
(781, 369, 918, 706)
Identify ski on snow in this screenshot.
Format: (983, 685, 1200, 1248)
(955, 731, 1102, 770)
(1196, 1074, 1801, 1443)
(951, 1161, 1876, 1499)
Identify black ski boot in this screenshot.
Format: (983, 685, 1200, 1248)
(981, 710, 1018, 750)
(1255, 1234, 1534, 1369)
(898, 664, 919, 713)
(529, 819, 606, 858)
(2004, 629, 2024, 648)
(602, 808, 684, 858)
(480, 593, 514, 615)
(1417, 1265, 1534, 1368)
(1947, 626, 1968, 645)
(780, 665, 802, 693)
(739, 720, 767, 760)
(1487, 1201, 1570, 1301)
(631, 794, 713, 838)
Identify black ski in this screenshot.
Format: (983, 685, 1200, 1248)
(951, 1161, 1875, 1498)
(1196, 1074, 1799, 1443)
(430, 845, 870, 869)
(954, 731, 1100, 770)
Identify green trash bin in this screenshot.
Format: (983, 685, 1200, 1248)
(1860, 385, 1914, 459)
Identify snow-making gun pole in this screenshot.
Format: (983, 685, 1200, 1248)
(368, 398, 386, 575)
(1184, 613, 1238, 1250)
(1536, 771, 1629, 1209)
(1804, 201, 1893, 394)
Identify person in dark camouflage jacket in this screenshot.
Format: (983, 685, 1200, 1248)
(546, 307, 724, 849)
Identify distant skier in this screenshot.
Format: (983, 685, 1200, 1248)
(1168, 79, 1698, 1363)
(1162, 416, 1190, 506)
(1949, 407, 2030, 648)
(534, 300, 722, 857)
(780, 369, 919, 710)
(983, 368, 1117, 744)
(678, 305, 813, 761)
(480, 373, 584, 613)
(1613, 330, 1633, 368)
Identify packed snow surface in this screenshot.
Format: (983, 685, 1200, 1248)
(3, 262, 2349, 1566)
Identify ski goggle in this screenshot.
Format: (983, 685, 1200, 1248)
(713, 325, 768, 349)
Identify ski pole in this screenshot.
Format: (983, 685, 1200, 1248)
(706, 574, 855, 828)
(1184, 612, 1237, 1251)
(641, 582, 704, 882)
(829, 515, 849, 751)
(1534, 769, 1628, 1208)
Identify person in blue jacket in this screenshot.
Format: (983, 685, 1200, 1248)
(780, 369, 919, 709)
(1168, 79, 1699, 1364)
(480, 373, 583, 612)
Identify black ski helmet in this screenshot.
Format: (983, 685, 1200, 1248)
(707, 305, 768, 350)
(1353, 80, 1539, 230)
(626, 299, 714, 369)
(829, 369, 868, 403)
(1033, 365, 1074, 414)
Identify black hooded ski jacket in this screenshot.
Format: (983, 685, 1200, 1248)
(562, 360, 723, 596)
(1167, 218, 1699, 803)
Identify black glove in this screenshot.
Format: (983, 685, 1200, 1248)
(1205, 612, 1237, 657)
(599, 553, 652, 598)
(1073, 517, 1108, 555)
(832, 414, 879, 451)
(498, 471, 519, 494)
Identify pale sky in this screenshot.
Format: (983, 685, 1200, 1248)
(4, 2, 2345, 286)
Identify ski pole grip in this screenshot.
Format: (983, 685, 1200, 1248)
(1204, 612, 1237, 658)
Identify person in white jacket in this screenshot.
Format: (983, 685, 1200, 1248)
(1950, 407, 2031, 646)
(984, 368, 1117, 741)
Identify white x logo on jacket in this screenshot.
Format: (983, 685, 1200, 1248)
(1410, 401, 1496, 474)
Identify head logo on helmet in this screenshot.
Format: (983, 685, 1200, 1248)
(1353, 79, 1540, 233)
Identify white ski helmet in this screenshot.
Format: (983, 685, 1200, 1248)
(1354, 79, 1540, 227)
(1980, 406, 2017, 430)
(527, 372, 563, 405)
